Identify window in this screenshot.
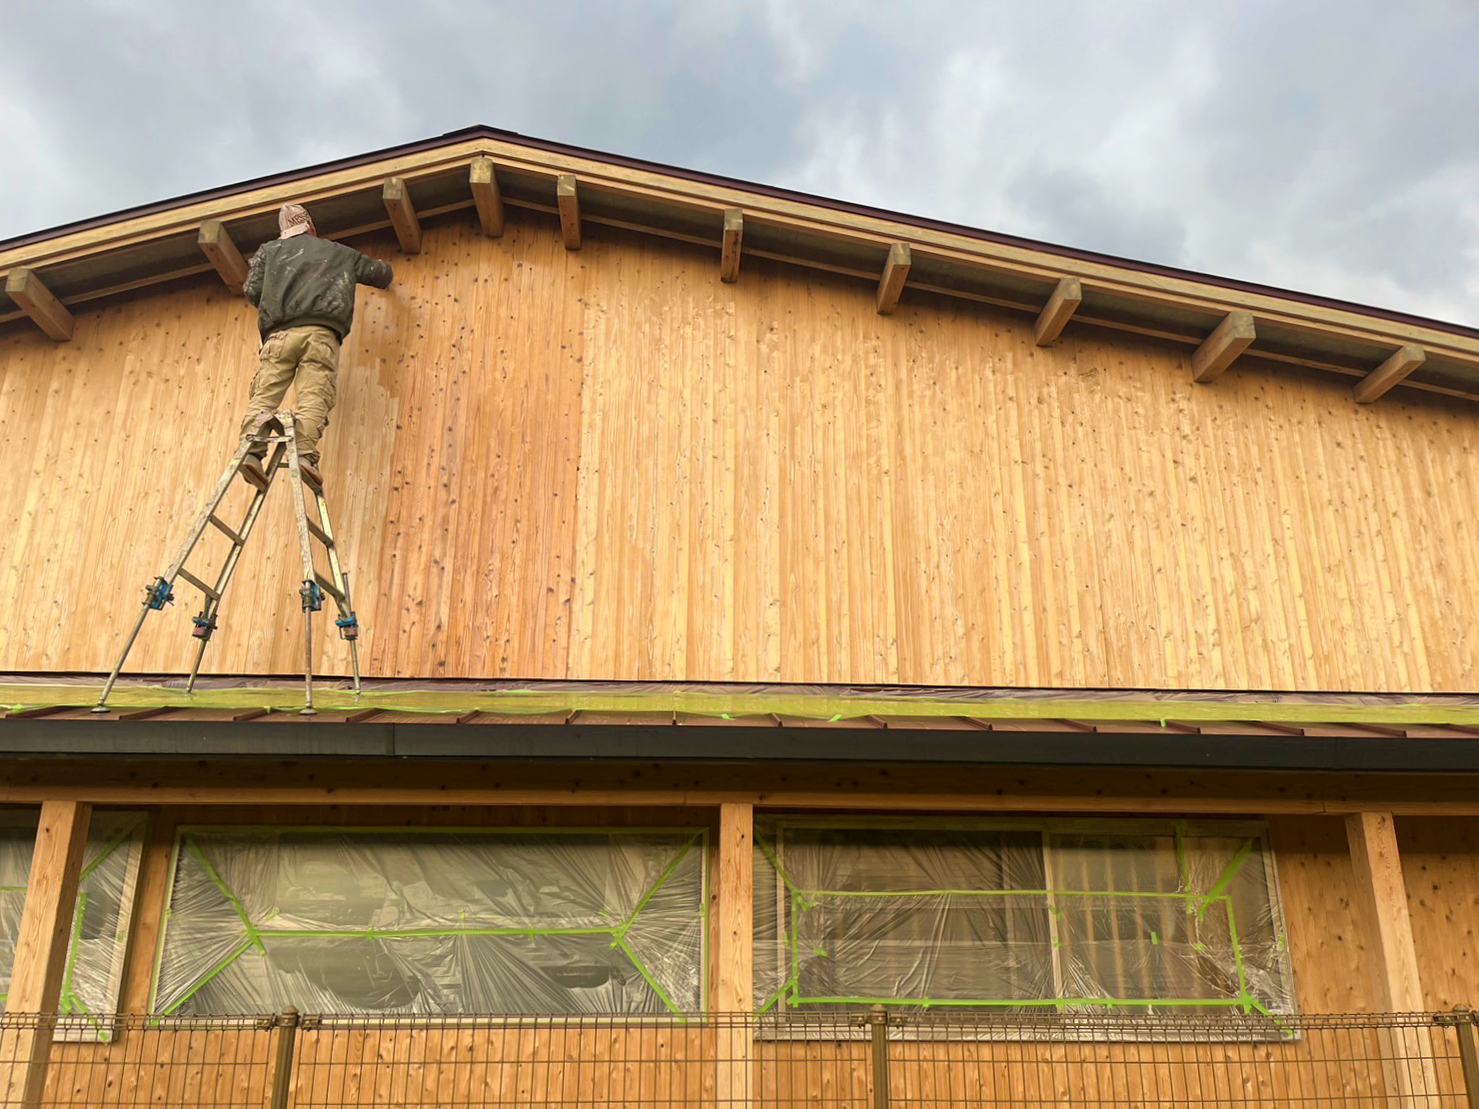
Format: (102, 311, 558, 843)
(755, 819, 1293, 1017)
(153, 827, 706, 1017)
(0, 812, 146, 1031)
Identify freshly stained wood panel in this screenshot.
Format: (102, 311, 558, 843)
(3, 209, 1479, 689)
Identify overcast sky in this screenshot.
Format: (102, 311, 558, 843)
(3, 0, 1477, 324)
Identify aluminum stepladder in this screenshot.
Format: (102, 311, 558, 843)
(93, 413, 362, 715)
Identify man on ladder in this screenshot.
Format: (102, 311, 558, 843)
(93, 203, 395, 715)
(239, 203, 395, 486)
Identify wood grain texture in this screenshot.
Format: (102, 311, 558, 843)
(3, 210, 1479, 690)
(1396, 817, 1479, 1011)
(1266, 817, 1375, 1013)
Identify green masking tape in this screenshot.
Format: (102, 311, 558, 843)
(184, 837, 263, 953)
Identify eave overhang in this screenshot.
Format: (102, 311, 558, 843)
(2, 126, 1478, 404)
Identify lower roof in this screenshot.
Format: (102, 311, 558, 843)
(4, 677, 1478, 773)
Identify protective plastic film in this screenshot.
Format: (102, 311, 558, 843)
(153, 828, 706, 1017)
(0, 813, 146, 1024)
(755, 821, 1294, 1015)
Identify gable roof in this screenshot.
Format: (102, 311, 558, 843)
(3, 124, 1478, 404)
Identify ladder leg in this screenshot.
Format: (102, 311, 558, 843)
(185, 437, 288, 692)
(310, 484, 362, 695)
(282, 416, 320, 715)
(301, 604, 316, 715)
(93, 602, 157, 712)
(96, 420, 289, 709)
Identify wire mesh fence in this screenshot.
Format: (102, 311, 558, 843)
(0, 1008, 1473, 1108)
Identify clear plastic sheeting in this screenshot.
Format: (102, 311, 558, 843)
(0, 812, 146, 1025)
(755, 820, 1294, 1016)
(154, 828, 707, 1017)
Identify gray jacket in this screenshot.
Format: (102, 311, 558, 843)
(244, 236, 393, 340)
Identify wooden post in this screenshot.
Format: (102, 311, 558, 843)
(717, 802, 753, 1109)
(1346, 811, 1442, 1106)
(1, 801, 91, 1109)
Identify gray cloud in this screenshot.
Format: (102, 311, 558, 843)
(1, 0, 1476, 324)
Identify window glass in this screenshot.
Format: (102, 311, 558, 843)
(756, 821, 1293, 1016)
(154, 828, 706, 1016)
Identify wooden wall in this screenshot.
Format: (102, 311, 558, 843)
(1398, 817, 1479, 1010)
(1266, 817, 1376, 1012)
(3, 208, 1479, 689)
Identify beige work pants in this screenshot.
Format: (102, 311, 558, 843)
(238, 324, 340, 465)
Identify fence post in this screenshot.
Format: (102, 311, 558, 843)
(1454, 1007, 1479, 1109)
(268, 1007, 299, 1109)
(869, 1006, 890, 1109)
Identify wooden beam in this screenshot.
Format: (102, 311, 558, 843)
(1345, 812, 1442, 1104)
(720, 209, 743, 283)
(557, 175, 582, 250)
(469, 157, 504, 238)
(10, 760, 1479, 814)
(1354, 344, 1426, 404)
(1191, 310, 1256, 383)
(717, 802, 753, 1108)
(2, 801, 91, 1109)
(1034, 277, 1083, 346)
(876, 242, 910, 315)
(381, 177, 422, 255)
(4, 269, 73, 341)
(196, 221, 248, 294)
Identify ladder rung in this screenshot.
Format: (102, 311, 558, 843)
(178, 569, 220, 600)
(305, 518, 334, 548)
(207, 515, 244, 545)
(314, 574, 346, 604)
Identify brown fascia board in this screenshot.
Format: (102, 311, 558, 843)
(4, 711, 1479, 778)
(0, 123, 1475, 343)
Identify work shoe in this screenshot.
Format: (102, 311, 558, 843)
(240, 455, 269, 486)
(299, 459, 323, 488)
